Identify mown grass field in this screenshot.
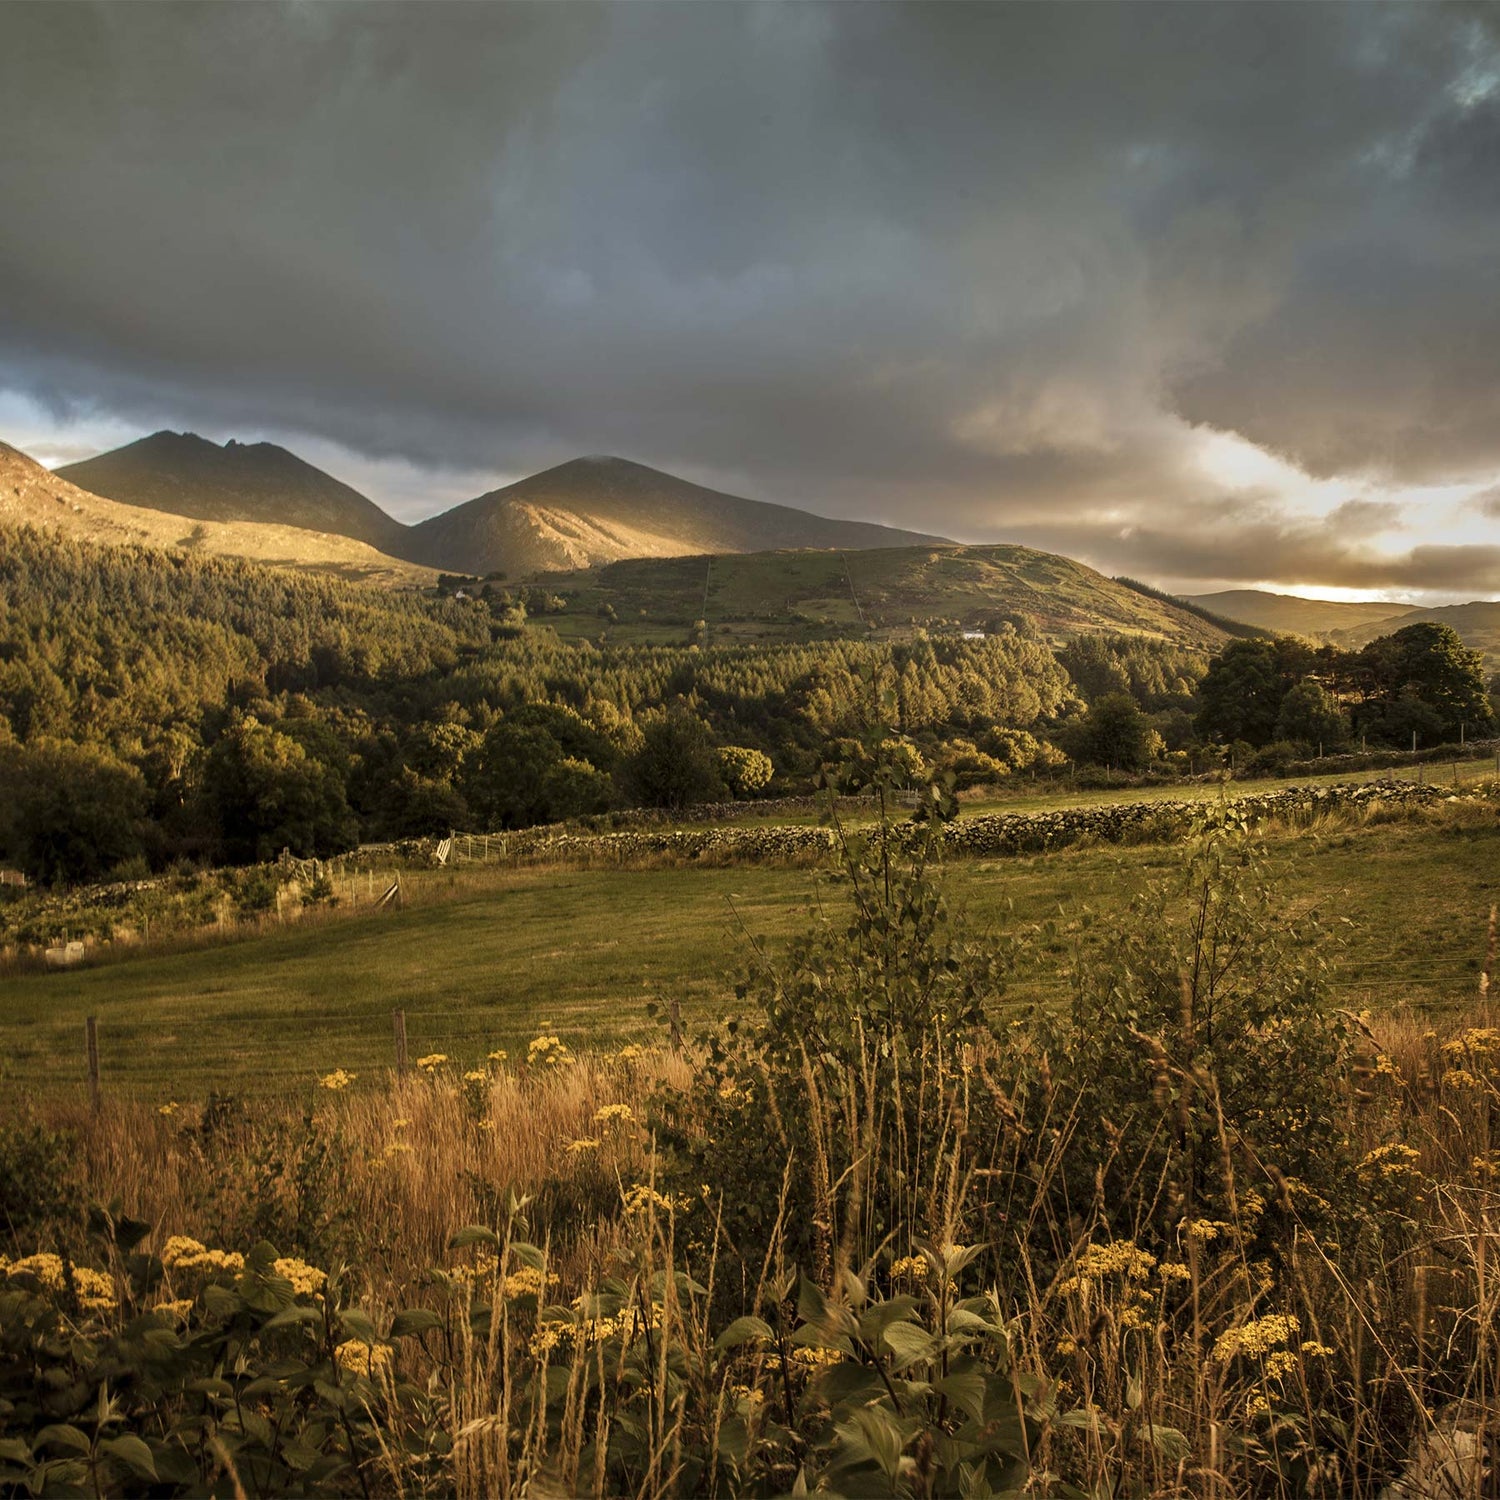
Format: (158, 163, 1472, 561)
(5, 799, 1496, 1101)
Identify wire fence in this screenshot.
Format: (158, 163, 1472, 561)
(8, 1004, 663, 1103)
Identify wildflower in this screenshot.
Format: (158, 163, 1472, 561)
(566, 1138, 601, 1153)
(318, 1069, 356, 1090)
(158, 1101, 179, 1117)
(1375, 1053, 1402, 1079)
(889, 1255, 929, 1283)
(1158, 1262, 1191, 1283)
(527, 1035, 574, 1067)
(486, 1049, 508, 1065)
(502, 1265, 557, 1300)
(621, 1183, 680, 1216)
(1443, 1068, 1483, 1091)
(334, 1338, 393, 1378)
(615, 1043, 645, 1063)
(1300, 1341, 1334, 1358)
(1246, 1393, 1271, 1419)
(463, 1069, 488, 1084)
(5, 1252, 64, 1289)
(1057, 1240, 1156, 1294)
(477, 1117, 496, 1131)
(415, 1053, 448, 1072)
(1211, 1313, 1299, 1365)
(274, 1257, 327, 1297)
(153, 1298, 195, 1323)
(392, 1118, 411, 1130)
(160, 1237, 245, 1275)
(382, 1140, 413, 1159)
(1183, 1219, 1226, 1243)
(593, 1103, 635, 1127)
(1358, 1143, 1423, 1177)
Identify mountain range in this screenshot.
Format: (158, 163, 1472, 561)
(55, 432, 941, 577)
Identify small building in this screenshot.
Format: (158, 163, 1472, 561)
(0, 868, 26, 888)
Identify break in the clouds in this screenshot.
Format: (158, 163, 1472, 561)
(2, 1, 1500, 598)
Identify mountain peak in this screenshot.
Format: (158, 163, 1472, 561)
(58, 432, 405, 550)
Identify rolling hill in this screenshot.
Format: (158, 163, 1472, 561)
(1328, 602, 1500, 668)
(1183, 588, 1416, 638)
(0, 441, 435, 586)
(526, 543, 1232, 648)
(403, 455, 946, 574)
(58, 431, 408, 553)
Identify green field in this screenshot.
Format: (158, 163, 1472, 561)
(5, 804, 1496, 1102)
(527, 542, 1231, 647)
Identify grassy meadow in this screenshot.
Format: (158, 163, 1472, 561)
(5, 782, 1497, 1101)
(4, 789, 1500, 1496)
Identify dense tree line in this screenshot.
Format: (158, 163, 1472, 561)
(1195, 627, 1494, 753)
(0, 529, 1087, 881)
(8, 526, 1481, 885)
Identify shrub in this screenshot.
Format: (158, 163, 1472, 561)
(716, 745, 774, 798)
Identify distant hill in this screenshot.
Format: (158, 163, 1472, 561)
(526, 543, 1231, 648)
(1183, 588, 1416, 638)
(0, 441, 434, 586)
(1329, 602, 1500, 668)
(59, 431, 408, 553)
(404, 455, 945, 575)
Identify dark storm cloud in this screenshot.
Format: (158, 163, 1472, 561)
(2, 1, 1499, 587)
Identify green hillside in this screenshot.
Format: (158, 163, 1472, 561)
(1182, 588, 1415, 638)
(529, 543, 1230, 648)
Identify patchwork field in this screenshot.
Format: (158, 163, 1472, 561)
(6, 796, 1496, 1100)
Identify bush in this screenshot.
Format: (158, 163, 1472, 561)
(716, 745, 774, 798)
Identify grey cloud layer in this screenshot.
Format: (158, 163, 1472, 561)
(2, 2, 1498, 589)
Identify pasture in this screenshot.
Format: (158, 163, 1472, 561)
(5, 795, 1496, 1100)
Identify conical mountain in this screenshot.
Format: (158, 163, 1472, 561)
(59, 431, 407, 552)
(404, 455, 946, 575)
(1, 439, 431, 585)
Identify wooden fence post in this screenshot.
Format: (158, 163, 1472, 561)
(392, 1009, 409, 1076)
(85, 1016, 100, 1112)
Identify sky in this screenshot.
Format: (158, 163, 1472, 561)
(3, 2, 1500, 602)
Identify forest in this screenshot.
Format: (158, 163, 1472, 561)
(0, 525, 1492, 884)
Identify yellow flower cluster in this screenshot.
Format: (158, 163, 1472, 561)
(527, 1035, 574, 1068)
(335, 1338, 393, 1377)
(889, 1255, 929, 1282)
(153, 1297, 195, 1323)
(621, 1183, 684, 1217)
(318, 1069, 356, 1090)
(161, 1236, 245, 1275)
(158, 1101, 179, 1117)
(1442, 1027, 1500, 1062)
(487, 1049, 509, 1065)
(1211, 1313, 1300, 1365)
(530, 1299, 661, 1355)
(1, 1254, 115, 1310)
(615, 1043, 645, 1063)
(1358, 1143, 1423, 1177)
(1056, 1240, 1157, 1295)
(274, 1257, 327, 1297)
(503, 1265, 556, 1300)
(415, 1053, 448, 1072)
(1183, 1219, 1228, 1243)
(566, 1138, 601, 1153)
(463, 1069, 488, 1085)
(593, 1103, 635, 1126)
